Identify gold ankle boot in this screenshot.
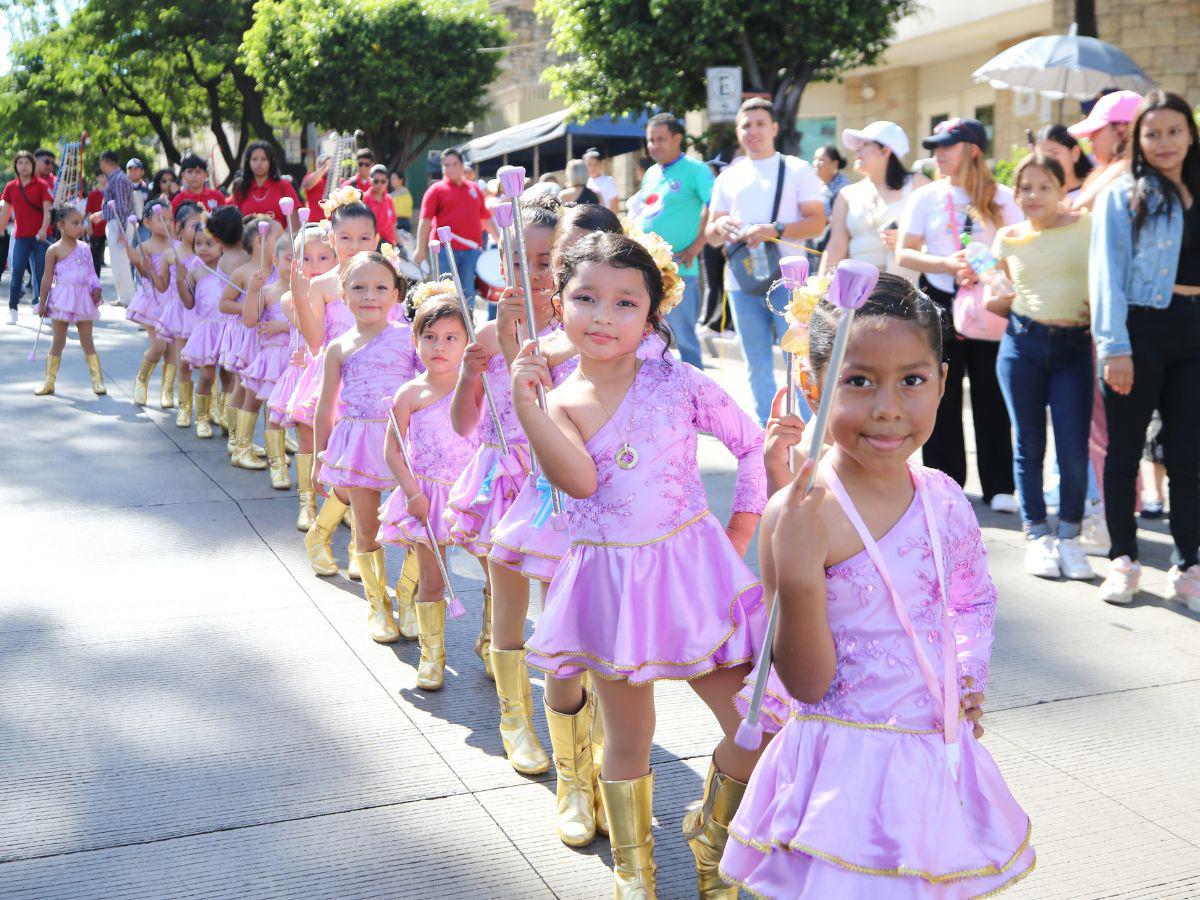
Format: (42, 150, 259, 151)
(174, 381, 193, 427)
(265, 429, 291, 490)
(232, 410, 268, 469)
(295, 453, 317, 531)
(546, 699, 597, 847)
(490, 648, 551, 775)
(682, 762, 747, 900)
(415, 599, 447, 690)
(194, 394, 213, 438)
(305, 495, 349, 576)
(601, 773, 657, 899)
(133, 356, 155, 406)
(346, 522, 361, 580)
(160, 362, 177, 409)
(475, 584, 494, 680)
(395, 550, 419, 640)
(85, 353, 106, 395)
(590, 678, 608, 836)
(358, 548, 400, 643)
(34, 354, 60, 396)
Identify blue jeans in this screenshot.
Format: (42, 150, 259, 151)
(9, 237, 47, 310)
(438, 246, 481, 305)
(729, 284, 788, 424)
(665, 275, 704, 368)
(996, 315, 1094, 538)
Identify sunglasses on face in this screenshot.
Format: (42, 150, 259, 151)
(372, 178, 387, 185)
(358, 161, 372, 167)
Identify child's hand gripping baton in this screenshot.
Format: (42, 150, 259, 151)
(386, 407, 465, 619)
(734, 259, 880, 751)
(437, 225, 510, 456)
(497, 167, 565, 523)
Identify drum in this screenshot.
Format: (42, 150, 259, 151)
(474, 248, 505, 302)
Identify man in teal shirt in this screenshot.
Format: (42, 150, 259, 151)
(636, 112, 713, 368)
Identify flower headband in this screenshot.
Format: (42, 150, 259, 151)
(319, 184, 363, 218)
(408, 278, 456, 309)
(779, 272, 833, 359)
(622, 223, 685, 315)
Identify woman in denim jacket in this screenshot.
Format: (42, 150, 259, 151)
(1089, 91, 1200, 607)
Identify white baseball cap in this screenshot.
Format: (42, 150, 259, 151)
(841, 121, 911, 160)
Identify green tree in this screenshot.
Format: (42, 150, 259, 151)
(243, 0, 509, 172)
(537, 0, 916, 154)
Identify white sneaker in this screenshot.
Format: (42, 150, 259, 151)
(1057, 538, 1096, 580)
(990, 494, 1020, 514)
(1080, 512, 1110, 555)
(7, 308, 16, 325)
(1024, 535, 1061, 578)
(1098, 555, 1141, 605)
(1167, 566, 1200, 612)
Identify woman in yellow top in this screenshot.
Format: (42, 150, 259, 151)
(985, 153, 1095, 582)
(389, 171, 413, 234)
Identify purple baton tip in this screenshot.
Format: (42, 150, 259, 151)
(492, 201, 514, 228)
(436, 225, 452, 245)
(496, 165, 525, 200)
(827, 259, 880, 310)
(779, 255, 809, 290)
(279, 197, 294, 216)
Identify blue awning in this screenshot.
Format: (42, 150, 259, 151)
(458, 109, 648, 177)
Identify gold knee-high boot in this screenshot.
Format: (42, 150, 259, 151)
(475, 584, 494, 680)
(160, 362, 177, 409)
(294, 453, 317, 531)
(174, 381, 193, 427)
(545, 699, 597, 847)
(489, 648, 551, 775)
(194, 394, 213, 438)
(224, 400, 238, 454)
(394, 550, 419, 639)
(305, 495, 349, 576)
(34, 354, 60, 396)
(682, 761, 748, 900)
(133, 356, 156, 406)
(284, 431, 298, 454)
(212, 388, 227, 430)
(415, 599, 447, 690)
(600, 773, 657, 899)
(265, 429, 291, 490)
(346, 520, 361, 580)
(85, 353, 106, 395)
(232, 409, 268, 469)
(588, 675, 609, 835)
(357, 547, 400, 644)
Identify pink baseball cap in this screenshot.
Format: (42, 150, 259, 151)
(1068, 90, 1143, 138)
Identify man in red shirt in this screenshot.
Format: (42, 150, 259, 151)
(414, 148, 495, 301)
(172, 153, 227, 213)
(301, 155, 330, 222)
(85, 172, 108, 277)
(341, 148, 375, 193)
(34, 148, 58, 196)
(362, 164, 397, 246)
(0, 150, 53, 323)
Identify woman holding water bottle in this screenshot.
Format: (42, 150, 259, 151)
(896, 118, 1023, 510)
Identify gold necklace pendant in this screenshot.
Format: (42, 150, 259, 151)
(615, 442, 638, 470)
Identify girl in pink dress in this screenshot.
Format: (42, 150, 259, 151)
(179, 221, 227, 438)
(269, 224, 337, 531)
(159, 202, 204, 427)
(721, 275, 1035, 898)
(125, 198, 175, 407)
(201, 207, 250, 437)
(378, 290, 483, 689)
(32, 206, 105, 397)
(313, 251, 416, 644)
(511, 233, 768, 896)
(242, 234, 294, 490)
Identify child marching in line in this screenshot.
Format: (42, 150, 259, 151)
(33, 205, 106, 397)
(378, 286, 483, 689)
(159, 202, 204, 427)
(511, 233, 769, 897)
(179, 219, 227, 437)
(721, 275, 1035, 898)
(125, 198, 174, 407)
(312, 251, 416, 643)
(242, 234, 295, 489)
(205, 207, 250, 440)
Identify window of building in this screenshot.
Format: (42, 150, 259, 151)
(974, 104, 996, 148)
(930, 113, 949, 134)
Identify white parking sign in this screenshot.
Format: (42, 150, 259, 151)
(706, 67, 743, 124)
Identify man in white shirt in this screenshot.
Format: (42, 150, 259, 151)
(583, 148, 620, 213)
(706, 98, 826, 424)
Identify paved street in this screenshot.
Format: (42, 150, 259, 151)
(1, 271, 1198, 900)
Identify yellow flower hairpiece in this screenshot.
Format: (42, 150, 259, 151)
(319, 184, 363, 218)
(409, 279, 457, 309)
(780, 272, 834, 357)
(622, 222, 685, 315)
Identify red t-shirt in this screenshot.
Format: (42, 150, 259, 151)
(305, 175, 327, 222)
(341, 175, 372, 193)
(172, 188, 227, 214)
(234, 178, 300, 226)
(419, 178, 490, 250)
(2, 177, 53, 238)
(85, 189, 106, 237)
(362, 190, 397, 244)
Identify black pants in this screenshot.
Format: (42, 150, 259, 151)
(89, 234, 106, 277)
(921, 279, 1014, 501)
(0, 233, 8, 280)
(1102, 295, 1200, 568)
(701, 244, 733, 332)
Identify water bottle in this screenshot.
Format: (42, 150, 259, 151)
(749, 243, 770, 280)
(964, 241, 1013, 296)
